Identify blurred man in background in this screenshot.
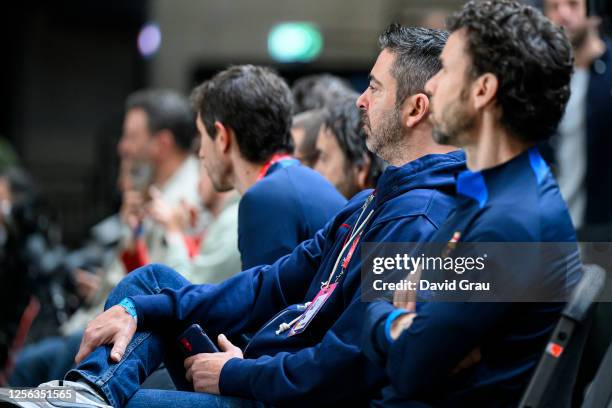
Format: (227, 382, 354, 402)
(291, 73, 354, 113)
(117, 89, 201, 272)
(148, 160, 242, 285)
(543, 0, 612, 233)
(290, 109, 325, 167)
(315, 92, 386, 198)
(9, 89, 200, 387)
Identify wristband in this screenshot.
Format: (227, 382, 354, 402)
(118, 297, 138, 324)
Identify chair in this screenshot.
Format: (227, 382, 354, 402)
(519, 264, 606, 408)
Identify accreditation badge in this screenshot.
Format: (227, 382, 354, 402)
(288, 283, 338, 337)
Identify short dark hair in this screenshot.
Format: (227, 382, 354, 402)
(291, 74, 355, 114)
(378, 24, 449, 106)
(125, 89, 195, 152)
(191, 65, 294, 163)
(447, 0, 573, 143)
(323, 93, 386, 186)
(292, 109, 326, 167)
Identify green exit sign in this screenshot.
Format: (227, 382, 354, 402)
(268, 22, 323, 63)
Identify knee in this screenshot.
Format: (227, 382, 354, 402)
(105, 264, 189, 310)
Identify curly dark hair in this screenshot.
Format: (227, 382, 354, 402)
(447, 0, 573, 143)
(191, 65, 294, 163)
(323, 93, 386, 186)
(378, 24, 449, 107)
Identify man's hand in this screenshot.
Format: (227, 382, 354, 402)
(184, 334, 243, 394)
(389, 312, 417, 341)
(73, 269, 102, 303)
(75, 305, 137, 364)
(393, 267, 421, 311)
(147, 187, 184, 233)
(120, 190, 145, 229)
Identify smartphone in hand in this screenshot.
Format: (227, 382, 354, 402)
(177, 324, 219, 356)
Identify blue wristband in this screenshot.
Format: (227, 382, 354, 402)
(118, 298, 138, 323)
(384, 308, 408, 344)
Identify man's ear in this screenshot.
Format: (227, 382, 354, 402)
(214, 121, 231, 154)
(401, 93, 430, 128)
(154, 129, 174, 150)
(473, 73, 498, 110)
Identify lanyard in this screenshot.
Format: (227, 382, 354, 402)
(256, 153, 295, 181)
(321, 192, 376, 288)
(276, 192, 376, 335)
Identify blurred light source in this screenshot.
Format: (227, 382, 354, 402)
(268, 22, 323, 63)
(138, 22, 161, 58)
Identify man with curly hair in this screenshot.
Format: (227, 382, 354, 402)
(362, 1, 581, 406)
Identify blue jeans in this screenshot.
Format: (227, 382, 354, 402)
(65, 264, 264, 408)
(9, 332, 82, 387)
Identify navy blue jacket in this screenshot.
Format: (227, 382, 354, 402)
(131, 151, 466, 406)
(238, 160, 346, 269)
(363, 147, 581, 407)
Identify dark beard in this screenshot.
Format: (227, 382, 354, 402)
(359, 109, 371, 134)
(366, 108, 402, 161)
(431, 87, 474, 147)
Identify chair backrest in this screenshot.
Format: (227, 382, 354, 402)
(519, 264, 607, 408)
(581, 341, 612, 408)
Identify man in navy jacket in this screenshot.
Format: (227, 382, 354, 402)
(362, 2, 582, 407)
(17, 27, 464, 408)
(191, 65, 346, 269)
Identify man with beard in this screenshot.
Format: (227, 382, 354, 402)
(8, 26, 464, 407)
(362, 1, 581, 406)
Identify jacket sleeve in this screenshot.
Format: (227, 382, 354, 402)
(385, 301, 511, 396)
(218, 214, 442, 405)
(361, 301, 397, 367)
(218, 294, 380, 406)
(130, 219, 332, 335)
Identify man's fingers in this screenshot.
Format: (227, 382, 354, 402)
(217, 334, 237, 352)
(185, 365, 193, 383)
(110, 332, 131, 363)
(75, 338, 96, 364)
(184, 355, 196, 370)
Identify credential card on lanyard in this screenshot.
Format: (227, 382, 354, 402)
(287, 283, 338, 337)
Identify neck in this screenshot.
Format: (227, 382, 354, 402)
(153, 151, 189, 187)
(463, 112, 530, 171)
(385, 126, 457, 167)
(231, 155, 266, 195)
(208, 191, 236, 218)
